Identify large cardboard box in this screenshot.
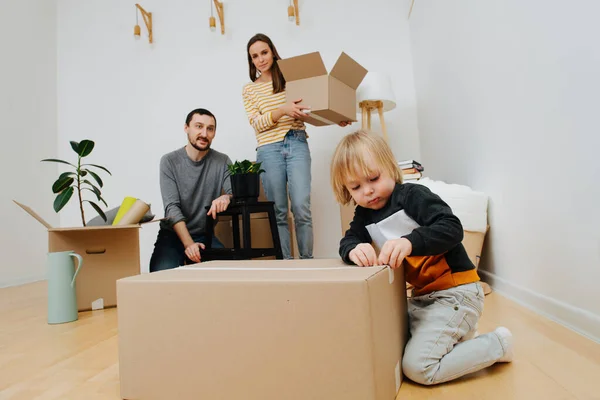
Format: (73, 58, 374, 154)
(118, 259, 408, 400)
(14, 201, 144, 311)
(278, 52, 368, 126)
(461, 228, 488, 268)
(339, 203, 487, 268)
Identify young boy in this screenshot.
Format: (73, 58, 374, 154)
(330, 130, 513, 386)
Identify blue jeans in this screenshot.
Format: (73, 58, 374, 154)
(256, 130, 313, 259)
(149, 228, 223, 272)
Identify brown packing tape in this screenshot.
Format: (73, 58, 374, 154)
(116, 199, 150, 226)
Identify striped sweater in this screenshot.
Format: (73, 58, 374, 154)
(242, 81, 305, 147)
(340, 183, 480, 297)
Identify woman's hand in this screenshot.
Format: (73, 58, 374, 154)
(281, 98, 310, 119)
(338, 121, 352, 127)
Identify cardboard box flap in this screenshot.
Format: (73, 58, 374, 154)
(13, 200, 53, 229)
(330, 52, 368, 90)
(49, 219, 158, 231)
(278, 52, 327, 82)
(49, 224, 141, 232)
(197, 259, 348, 268)
(120, 262, 387, 283)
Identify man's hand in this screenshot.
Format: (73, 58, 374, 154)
(378, 238, 413, 269)
(349, 243, 378, 267)
(207, 194, 231, 219)
(185, 242, 205, 263)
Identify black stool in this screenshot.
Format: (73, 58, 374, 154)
(203, 201, 283, 260)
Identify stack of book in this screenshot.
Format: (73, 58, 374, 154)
(399, 159, 423, 182)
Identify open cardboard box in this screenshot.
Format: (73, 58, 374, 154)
(14, 200, 155, 311)
(278, 51, 368, 126)
(118, 259, 408, 400)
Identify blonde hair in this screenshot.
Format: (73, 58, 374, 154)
(330, 130, 403, 205)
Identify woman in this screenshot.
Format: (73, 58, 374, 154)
(243, 33, 349, 259)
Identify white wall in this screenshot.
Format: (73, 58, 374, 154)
(0, 0, 58, 287)
(408, 0, 600, 341)
(56, 0, 420, 271)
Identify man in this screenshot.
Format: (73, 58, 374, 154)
(149, 108, 232, 272)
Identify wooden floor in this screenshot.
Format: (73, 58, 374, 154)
(1, 282, 599, 400)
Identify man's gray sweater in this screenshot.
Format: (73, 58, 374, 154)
(158, 147, 232, 235)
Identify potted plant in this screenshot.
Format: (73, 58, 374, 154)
(41, 140, 111, 226)
(227, 160, 265, 203)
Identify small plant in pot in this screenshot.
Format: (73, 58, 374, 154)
(227, 160, 265, 203)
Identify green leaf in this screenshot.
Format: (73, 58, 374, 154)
(41, 159, 76, 168)
(52, 176, 74, 193)
(82, 184, 107, 208)
(53, 187, 73, 213)
(97, 195, 108, 208)
(82, 179, 100, 192)
(77, 140, 95, 157)
(80, 170, 88, 177)
(247, 161, 264, 174)
(70, 141, 79, 153)
(228, 159, 265, 175)
(241, 160, 252, 172)
(85, 169, 103, 188)
(83, 183, 101, 197)
(82, 187, 107, 206)
(81, 163, 112, 175)
(82, 187, 99, 198)
(58, 171, 76, 180)
(85, 200, 107, 222)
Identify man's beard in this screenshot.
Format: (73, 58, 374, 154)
(189, 138, 210, 152)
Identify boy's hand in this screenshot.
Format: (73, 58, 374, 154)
(378, 238, 412, 269)
(349, 243, 378, 267)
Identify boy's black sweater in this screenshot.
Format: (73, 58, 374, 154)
(340, 183, 479, 296)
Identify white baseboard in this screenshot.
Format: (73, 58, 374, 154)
(0, 274, 47, 289)
(478, 270, 600, 344)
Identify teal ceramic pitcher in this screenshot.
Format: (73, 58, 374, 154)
(47, 250, 83, 324)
